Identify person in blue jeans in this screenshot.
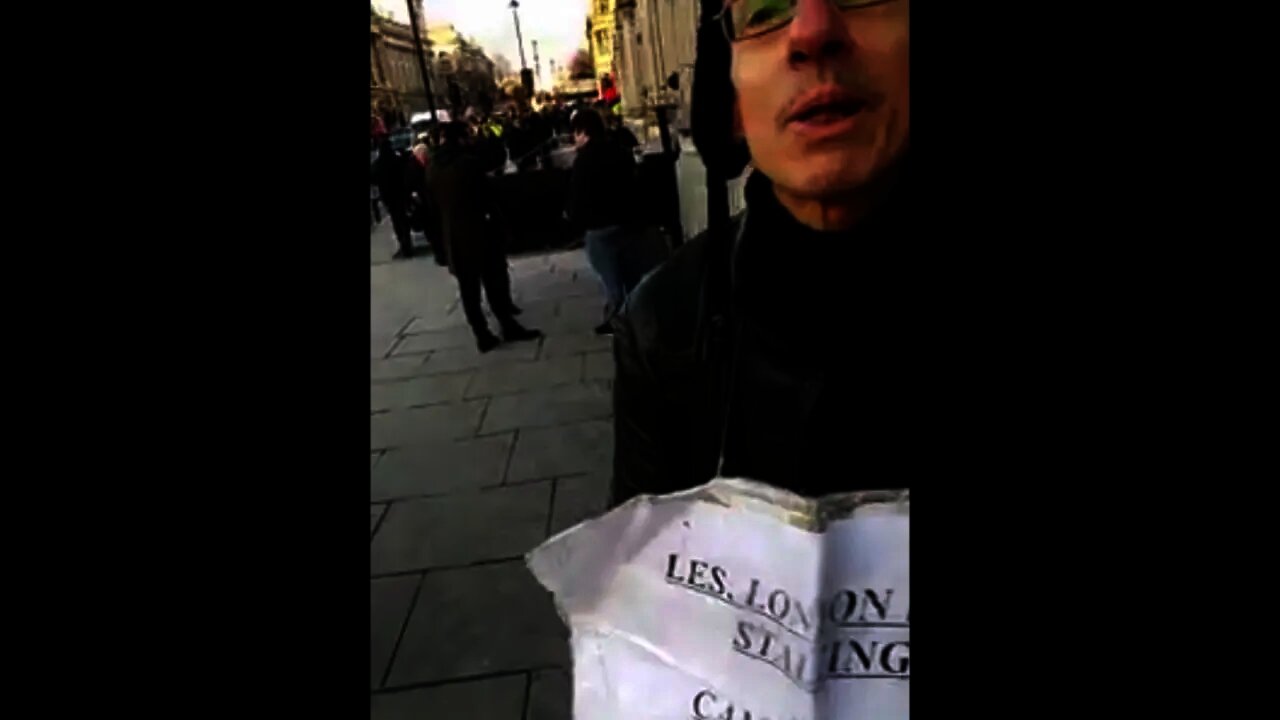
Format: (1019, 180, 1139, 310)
(568, 108, 643, 335)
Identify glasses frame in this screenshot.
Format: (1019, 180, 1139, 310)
(716, 0, 896, 43)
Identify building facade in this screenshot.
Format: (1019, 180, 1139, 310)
(370, 5, 498, 125)
(427, 23, 499, 115)
(613, 0, 698, 129)
(371, 5, 435, 124)
(586, 0, 617, 95)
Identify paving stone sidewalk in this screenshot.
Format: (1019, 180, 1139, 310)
(371, 224, 612, 718)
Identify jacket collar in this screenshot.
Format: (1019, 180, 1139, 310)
(724, 162, 912, 353)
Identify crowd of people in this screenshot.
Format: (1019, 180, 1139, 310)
(370, 101, 666, 352)
(370, 109, 551, 353)
(372, 0, 915, 508)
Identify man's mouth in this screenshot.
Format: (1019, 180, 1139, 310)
(789, 97, 867, 126)
(784, 87, 871, 129)
(793, 99, 865, 124)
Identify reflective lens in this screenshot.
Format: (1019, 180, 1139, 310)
(721, 0, 892, 42)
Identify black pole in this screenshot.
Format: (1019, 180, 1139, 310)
(532, 40, 541, 92)
(405, 1, 439, 126)
(510, 2, 528, 69)
(509, 1, 534, 100)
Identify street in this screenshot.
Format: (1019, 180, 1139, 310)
(370, 222, 612, 718)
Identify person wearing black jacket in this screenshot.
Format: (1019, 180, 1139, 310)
(611, 0, 911, 503)
(372, 138, 414, 260)
(427, 123, 542, 353)
(608, 115, 640, 152)
(567, 108, 642, 335)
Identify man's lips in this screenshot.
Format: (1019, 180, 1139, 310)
(782, 86, 871, 128)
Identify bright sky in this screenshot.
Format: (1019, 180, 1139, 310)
(375, 1, 590, 88)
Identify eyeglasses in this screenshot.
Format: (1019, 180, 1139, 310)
(718, 0, 895, 42)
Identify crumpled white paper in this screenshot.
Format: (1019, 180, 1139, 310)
(527, 479, 909, 720)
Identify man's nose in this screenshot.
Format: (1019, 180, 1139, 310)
(787, 0, 853, 66)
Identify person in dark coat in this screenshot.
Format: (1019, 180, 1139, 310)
(611, 0, 911, 504)
(372, 138, 414, 259)
(475, 117, 508, 175)
(426, 122, 542, 352)
(608, 115, 640, 152)
(567, 108, 649, 335)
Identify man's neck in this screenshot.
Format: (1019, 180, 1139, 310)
(772, 186, 877, 232)
(770, 157, 907, 232)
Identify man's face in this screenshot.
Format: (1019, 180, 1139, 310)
(730, 0, 909, 198)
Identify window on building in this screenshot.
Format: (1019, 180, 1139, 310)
(597, 0, 608, 15)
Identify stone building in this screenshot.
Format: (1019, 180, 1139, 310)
(370, 5, 434, 124)
(427, 23, 499, 115)
(585, 0, 617, 96)
(370, 5, 498, 125)
(613, 0, 698, 130)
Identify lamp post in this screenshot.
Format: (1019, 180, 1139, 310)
(509, 1, 534, 99)
(405, 1, 438, 125)
(509, 1, 528, 69)
(532, 39, 541, 93)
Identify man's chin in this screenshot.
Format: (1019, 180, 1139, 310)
(773, 138, 910, 197)
(773, 155, 876, 199)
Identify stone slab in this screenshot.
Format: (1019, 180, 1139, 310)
(553, 297, 606, 334)
(403, 314, 471, 335)
(371, 504, 386, 538)
(549, 475, 611, 536)
(386, 560, 569, 686)
(370, 435, 514, 501)
(372, 335, 399, 360)
(423, 342, 541, 375)
(465, 356, 583, 398)
(507, 421, 613, 483)
(583, 351, 614, 381)
(371, 374, 472, 412)
(369, 401, 486, 450)
(514, 272, 598, 304)
(371, 675, 527, 719)
(537, 332, 612, 359)
(480, 383, 612, 434)
(370, 483, 551, 575)
(371, 575, 420, 689)
(390, 326, 477, 355)
(526, 668, 572, 720)
(372, 356, 430, 383)
(546, 250, 592, 274)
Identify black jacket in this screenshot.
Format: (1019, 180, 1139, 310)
(612, 168, 922, 504)
(404, 157, 429, 206)
(372, 148, 407, 208)
(426, 143, 502, 273)
(567, 136, 638, 232)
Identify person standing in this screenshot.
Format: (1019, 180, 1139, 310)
(402, 143, 438, 260)
(427, 122, 541, 353)
(608, 115, 640, 153)
(372, 137, 414, 260)
(612, 0, 911, 503)
(568, 108, 642, 335)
